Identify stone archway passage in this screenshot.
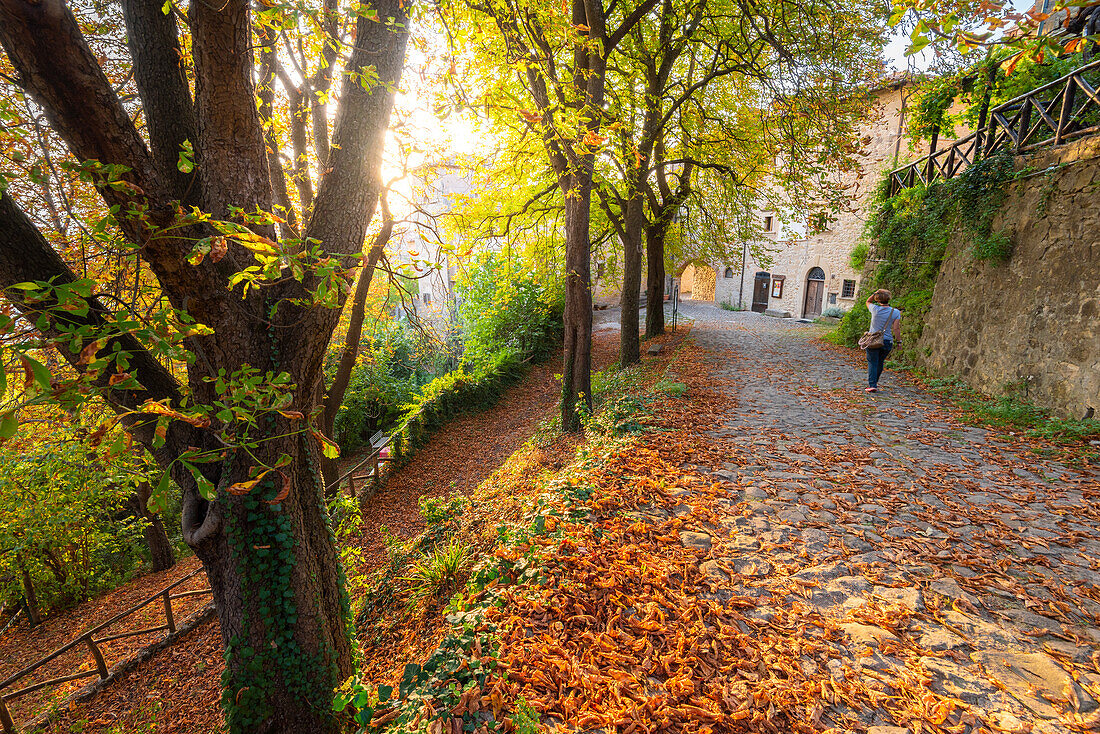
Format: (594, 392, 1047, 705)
(804, 266, 825, 319)
(692, 266, 716, 301)
(679, 264, 717, 301)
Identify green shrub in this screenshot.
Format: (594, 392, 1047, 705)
(388, 258, 564, 463)
(832, 154, 1017, 355)
(418, 492, 468, 527)
(828, 297, 870, 347)
(925, 376, 1100, 448)
(329, 320, 444, 452)
(0, 433, 148, 615)
(655, 379, 687, 397)
(849, 241, 869, 271)
(390, 347, 530, 461)
(402, 539, 472, 607)
(457, 254, 564, 364)
(511, 698, 542, 734)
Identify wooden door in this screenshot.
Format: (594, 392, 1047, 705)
(804, 268, 825, 318)
(751, 273, 770, 312)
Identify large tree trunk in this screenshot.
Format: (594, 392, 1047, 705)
(192, 430, 354, 733)
(131, 481, 176, 572)
(561, 177, 594, 432)
(0, 0, 408, 728)
(644, 220, 666, 338)
(618, 192, 644, 365)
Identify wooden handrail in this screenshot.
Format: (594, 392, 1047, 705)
(0, 566, 212, 734)
(888, 59, 1100, 196)
(334, 433, 393, 488)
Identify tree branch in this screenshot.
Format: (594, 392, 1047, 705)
(121, 0, 200, 205)
(189, 0, 274, 232)
(0, 192, 188, 464)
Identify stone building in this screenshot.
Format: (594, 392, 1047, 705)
(391, 167, 474, 317)
(704, 77, 960, 318)
(628, 76, 964, 320)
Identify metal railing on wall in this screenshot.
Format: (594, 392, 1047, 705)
(888, 58, 1100, 197)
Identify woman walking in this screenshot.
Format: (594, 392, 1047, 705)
(864, 289, 901, 393)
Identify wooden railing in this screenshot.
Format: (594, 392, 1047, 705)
(888, 59, 1100, 196)
(337, 429, 393, 497)
(0, 568, 212, 734)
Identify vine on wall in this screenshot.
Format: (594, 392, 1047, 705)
(830, 154, 1018, 359)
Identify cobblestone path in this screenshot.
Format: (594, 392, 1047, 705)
(671, 303, 1100, 733)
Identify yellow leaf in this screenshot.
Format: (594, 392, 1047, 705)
(227, 469, 272, 496)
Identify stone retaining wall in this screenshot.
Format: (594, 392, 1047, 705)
(916, 136, 1100, 419)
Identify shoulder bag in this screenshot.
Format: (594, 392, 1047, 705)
(858, 308, 896, 350)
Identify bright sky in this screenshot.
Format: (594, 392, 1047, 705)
(882, 0, 1036, 71)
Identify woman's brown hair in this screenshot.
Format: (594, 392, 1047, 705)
(871, 289, 891, 305)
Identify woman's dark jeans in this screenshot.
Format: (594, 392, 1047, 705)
(866, 341, 893, 388)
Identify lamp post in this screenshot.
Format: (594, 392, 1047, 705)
(737, 238, 748, 310)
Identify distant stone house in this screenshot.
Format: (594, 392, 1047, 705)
(391, 168, 475, 319)
(707, 76, 969, 318)
(592, 74, 975, 316)
(598, 76, 962, 321)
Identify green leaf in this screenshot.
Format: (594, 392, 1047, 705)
(377, 685, 392, 703)
(148, 470, 171, 514)
(0, 411, 17, 439)
(21, 355, 53, 395)
(332, 691, 352, 713)
(183, 461, 216, 500)
(353, 706, 374, 726)
(68, 279, 95, 297)
(310, 426, 340, 459)
(177, 140, 195, 173)
(906, 35, 931, 55)
(152, 415, 169, 448)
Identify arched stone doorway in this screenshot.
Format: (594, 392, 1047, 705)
(678, 263, 717, 301)
(804, 266, 826, 318)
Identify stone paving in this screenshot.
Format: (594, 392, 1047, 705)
(667, 302, 1100, 733)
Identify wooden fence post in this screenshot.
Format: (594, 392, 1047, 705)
(1015, 99, 1032, 153)
(85, 635, 109, 679)
(162, 590, 176, 634)
(1055, 77, 1077, 145)
(924, 124, 940, 183)
(984, 115, 999, 158)
(0, 695, 15, 734)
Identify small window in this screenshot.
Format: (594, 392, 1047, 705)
(724, 267, 734, 279)
(423, 293, 431, 305)
(828, 292, 838, 305)
(841, 279, 856, 298)
(763, 215, 774, 232)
